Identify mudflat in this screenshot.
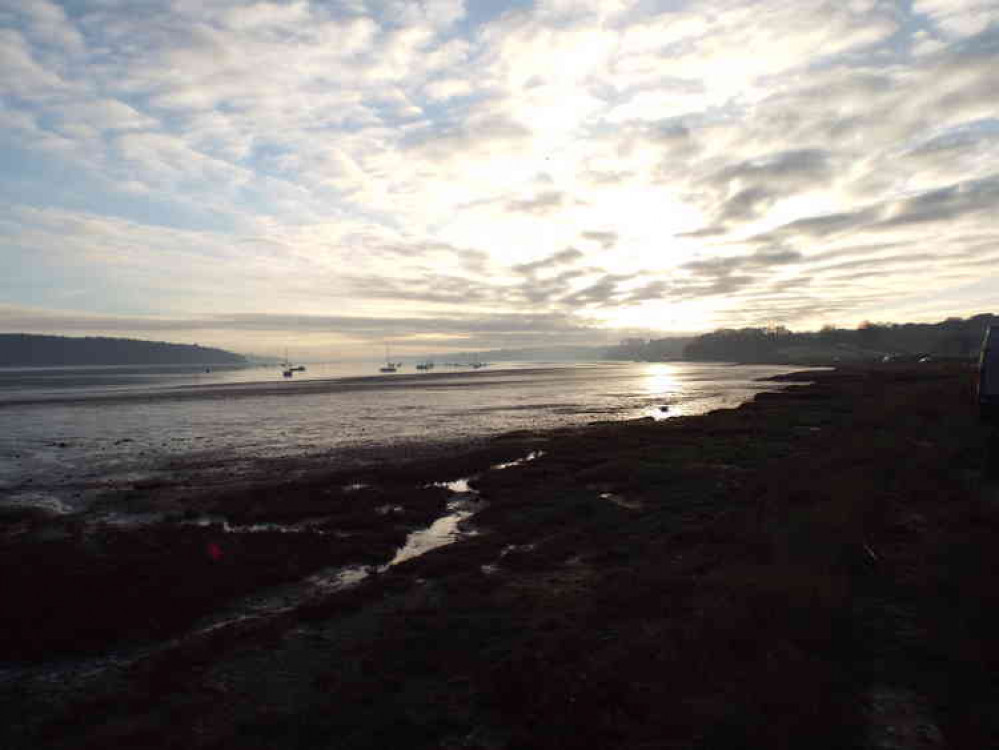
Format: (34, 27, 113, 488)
(2, 362, 996, 749)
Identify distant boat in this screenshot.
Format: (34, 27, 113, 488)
(379, 344, 398, 373)
(281, 348, 300, 378)
(416, 361, 434, 371)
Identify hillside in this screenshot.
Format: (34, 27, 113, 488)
(0, 334, 246, 367)
(681, 314, 995, 364)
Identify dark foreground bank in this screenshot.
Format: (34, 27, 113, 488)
(2, 362, 997, 749)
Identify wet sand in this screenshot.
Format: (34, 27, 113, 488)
(2, 362, 996, 749)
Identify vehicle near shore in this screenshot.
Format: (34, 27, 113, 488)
(979, 325, 999, 420)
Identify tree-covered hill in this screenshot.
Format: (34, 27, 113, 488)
(682, 313, 995, 364)
(0, 334, 246, 367)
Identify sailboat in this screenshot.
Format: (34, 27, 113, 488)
(379, 344, 398, 373)
(281, 348, 305, 377)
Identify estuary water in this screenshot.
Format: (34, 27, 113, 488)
(0, 361, 800, 514)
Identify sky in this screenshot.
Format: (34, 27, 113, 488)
(1, 0, 998, 358)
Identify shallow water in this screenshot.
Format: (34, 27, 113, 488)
(0, 361, 800, 513)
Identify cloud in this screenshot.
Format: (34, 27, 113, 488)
(506, 190, 567, 215)
(2, 0, 999, 345)
(581, 230, 617, 249)
(558, 274, 637, 307)
(0, 304, 622, 353)
(512, 247, 584, 274)
(694, 148, 834, 227)
(876, 173, 999, 228)
(682, 248, 803, 277)
(915, 0, 999, 37)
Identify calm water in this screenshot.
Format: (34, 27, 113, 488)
(0, 361, 800, 514)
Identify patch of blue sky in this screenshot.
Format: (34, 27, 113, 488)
(458, 0, 534, 34)
(913, 118, 999, 151)
(0, 241, 110, 311)
(0, 147, 238, 235)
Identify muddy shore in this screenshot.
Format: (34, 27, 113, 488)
(2, 362, 996, 749)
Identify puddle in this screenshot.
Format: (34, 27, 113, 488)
(182, 517, 329, 534)
(94, 511, 168, 527)
(0, 492, 75, 515)
(427, 451, 546, 495)
(600, 492, 643, 510)
(1, 454, 546, 698)
(648, 405, 675, 421)
(382, 498, 484, 569)
(399, 451, 548, 568)
(305, 564, 371, 594)
(433, 477, 474, 493)
(492, 451, 545, 470)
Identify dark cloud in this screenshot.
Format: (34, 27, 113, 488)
(749, 174, 999, 248)
(682, 247, 801, 276)
(646, 246, 808, 304)
(875, 173, 999, 228)
(711, 149, 831, 187)
(519, 268, 589, 304)
(558, 274, 635, 307)
(512, 246, 584, 274)
(621, 280, 670, 303)
(346, 273, 510, 306)
(718, 186, 776, 222)
(769, 276, 811, 293)
(749, 207, 879, 244)
(675, 225, 728, 238)
(705, 149, 834, 224)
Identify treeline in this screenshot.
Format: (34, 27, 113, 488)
(0, 334, 247, 367)
(603, 337, 692, 361)
(682, 313, 995, 364)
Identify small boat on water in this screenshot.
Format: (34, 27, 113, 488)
(379, 344, 398, 373)
(416, 361, 434, 371)
(280, 349, 303, 377)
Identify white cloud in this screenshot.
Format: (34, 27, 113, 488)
(0, 28, 67, 95)
(915, 0, 999, 37)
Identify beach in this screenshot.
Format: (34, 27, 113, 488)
(2, 361, 995, 749)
